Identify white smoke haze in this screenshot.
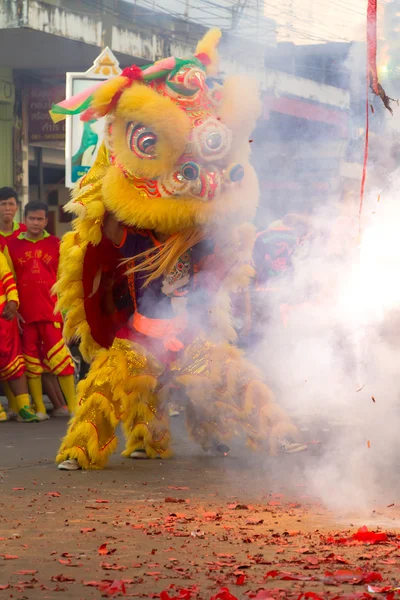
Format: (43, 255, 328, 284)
(204, 26, 400, 518)
(96, 29, 400, 519)
(146, 33, 400, 522)
(248, 126, 400, 516)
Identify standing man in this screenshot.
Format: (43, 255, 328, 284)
(0, 187, 26, 250)
(0, 187, 27, 414)
(0, 249, 39, 422)
(7, 201, 76, 416)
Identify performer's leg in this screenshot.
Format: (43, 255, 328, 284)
(170, 336, 301, 456)
(3, 381, 17, 414)
(42, 373, 65, 410)
(0, 319, 39, 422)
(116, 340, 171, 459)
(57, 338, 164, 469)
(57, 347, 125, 470)
(57, 375, 76, 412)
(0, 383, 6, 422)
(22, 323, 47, 415)
(27, 377, 47, 416)
(8, 373, 40, 422)
(0, 317, 19, 417)
(40, 323, 76, 413)
(121, 383, 171, 460)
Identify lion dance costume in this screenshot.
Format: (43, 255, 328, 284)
(52, 29, 298, 469)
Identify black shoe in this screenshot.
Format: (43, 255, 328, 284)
(212, 442, 230, 456)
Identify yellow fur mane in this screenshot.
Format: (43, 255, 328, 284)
(124, 228, 206, 286)
(55, 29, 261, 359)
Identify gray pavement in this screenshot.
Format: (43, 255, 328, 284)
(0, 413, 307, 492)
(1, 413, 400, 599)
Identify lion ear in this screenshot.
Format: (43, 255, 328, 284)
(89, 76, 132, 117)
(195, 28, 222, 76)
(49, 66, 144, 123)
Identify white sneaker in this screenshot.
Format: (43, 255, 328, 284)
(130, 449, 148, 459)
(7, 410, 18, 421)
(36, 412, 50, 421)
(58, 458, 81, 471)
(279, 439, 308, 454)
(52, 406, 70, 418)
(169, 409, 180, 417)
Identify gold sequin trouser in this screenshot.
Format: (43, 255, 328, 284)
(169, 336, 299, 455)
(56, 336, 298, 469)
(56, 338, 169, 469)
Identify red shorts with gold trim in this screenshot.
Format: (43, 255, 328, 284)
(22, 322, 74, 378)
(0, 317, 25, 380)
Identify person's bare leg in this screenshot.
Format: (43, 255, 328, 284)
(3, 381, 17, 414)
(52, 375, 67, 406)
(42, 373, 65, 410)
(8, 373, 29, 396)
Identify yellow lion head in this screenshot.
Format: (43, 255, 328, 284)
(52, 30, 262, 359)
(52, 29, 261, 237)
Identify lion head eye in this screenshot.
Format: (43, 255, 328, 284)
(126, 122, 158, 159)
(205, 131, 223, 152)
(191, 117, 232, 162)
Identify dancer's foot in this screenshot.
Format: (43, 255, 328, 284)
(36, 411, 50, 421)
(169, 408, 180, 417)
(58, 458, 81, 471)
(279, 439, 308, 454)
(130, 448, 148, 459)
(211, 442, 230, 456)
(52, 406, 70, 418)
(0, 406, 7, 422)
(17, 406, 40, 423)
(7, 410, 18, 421)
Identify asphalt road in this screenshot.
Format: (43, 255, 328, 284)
(1, 411, 400, 599)
(0, 410, 311, 490)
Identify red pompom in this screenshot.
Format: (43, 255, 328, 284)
(121, 65, 143, 81)
(195, 52, 211, 66)
(106, 65, 143, 113)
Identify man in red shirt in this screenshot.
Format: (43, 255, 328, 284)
(0, 249, 39, 422)
(0, 187, 27, 251)
(0, 187, 28, 414)
(7, 201, 76, 416)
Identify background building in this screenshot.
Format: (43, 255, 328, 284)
(0, 0, 381, 234)
(255, 41, 351, 222)
(0, 0, 272, 234)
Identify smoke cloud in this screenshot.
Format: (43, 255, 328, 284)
(245, 39, 400, 516)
